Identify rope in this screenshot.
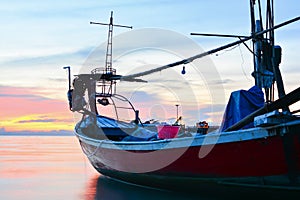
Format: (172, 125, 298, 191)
(80, 139, 104, 158)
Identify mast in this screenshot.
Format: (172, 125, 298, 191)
(250, 0, 289, 112)
(89, 12, 132, 114)
(90, 11, 132, 74)
(105, 11, 113, 73)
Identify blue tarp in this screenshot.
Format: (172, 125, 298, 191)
(220, 86, 265, 131)
(122, 127, 157, 141)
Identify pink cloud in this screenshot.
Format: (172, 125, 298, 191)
(0, 85, 70, 120)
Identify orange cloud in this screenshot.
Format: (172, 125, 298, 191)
(0, 85, 74, 132)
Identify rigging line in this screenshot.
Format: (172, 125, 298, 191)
(238, 37, 256, 56)
(224, 44, 239, 52)
(238, 37, 261, 66)
(238, 44, 251, 81)
(122, 16, 300, 79)
(216, 44, 239, 56)
(84, 140, 104, 158)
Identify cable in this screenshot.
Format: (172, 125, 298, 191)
(238, 45, 252, 81)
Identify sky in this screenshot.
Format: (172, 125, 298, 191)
(0, 0, 299, 133)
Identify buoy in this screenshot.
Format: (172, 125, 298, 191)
(181, 66, 186, 74)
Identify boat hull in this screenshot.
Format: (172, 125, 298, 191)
(76, 120, 300, 192)
(98, 169, 300, 198)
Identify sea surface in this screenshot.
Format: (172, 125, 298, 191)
(0, 136, 209, 200)
(1, 136, 296, 200)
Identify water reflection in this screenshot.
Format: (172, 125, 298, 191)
(92, 175, 202, 200)
(83, 175, 99, 200)
(0, 136, 97, 200)
(95, 176, 187, 200)
(88, 175, 297, 200)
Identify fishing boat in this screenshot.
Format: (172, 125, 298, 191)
(64, 0, 300, 195)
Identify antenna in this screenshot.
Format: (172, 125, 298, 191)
(90, 11, 132, 73)
(63, 66, 71, 91)
(89, 12, 133, 100)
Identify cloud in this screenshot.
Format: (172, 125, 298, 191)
(0, 129, 74, 136)
(0, 127, 6, 133)
(0, 93, 49, 102)
(0, 0, 298, 131)
(48, 78, 68, 83)
(174, 103, 226, 125)
(0, 93, 46, 100)
(1, 47, 92, 68)
(0, 85, 52, 102)
(0, 85, 70, 121)
(198, 104, 226, 118)
(210, 79, 234, 85)
(17, 119, 58, 124)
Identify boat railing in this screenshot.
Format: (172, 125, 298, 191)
(91, 67, 116, 75)
(95, 92, 143, 125)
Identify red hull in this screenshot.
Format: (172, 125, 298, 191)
(151, 137, 289, 177)
(77, 122, 300, 181)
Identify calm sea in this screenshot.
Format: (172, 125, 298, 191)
(0, 136, 208, 200)
(2, 136, 295, 200)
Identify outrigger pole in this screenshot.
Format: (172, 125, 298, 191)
(122, 16, 300, 80)
(190, 33, 249, 39)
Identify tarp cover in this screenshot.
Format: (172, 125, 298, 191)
(122, 127, 157, 141)
(220, 86, 264, 131)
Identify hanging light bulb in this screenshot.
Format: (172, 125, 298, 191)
(181, 66, 186, 75)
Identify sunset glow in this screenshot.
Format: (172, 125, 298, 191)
(0, 1, 299, 133)
(0, 86, 73, 132)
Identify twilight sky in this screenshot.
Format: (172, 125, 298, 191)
(0, 0, 299, 133)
